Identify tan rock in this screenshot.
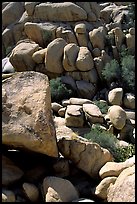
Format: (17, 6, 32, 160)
(56, 26, 77, 44)
(83, 103, 104, 124)
(123, 93, 135, 110)
(99, 155, 135, 179)
(107, 165, 135, 202)
(25, 2, 39, 16)
(107, 105, 126, 130)
(93, 176, 117, 200)
(126, 32, 135, 54)
(76, 47, 94, 71)
(33, 2, 87, 22)
(43, 176, 79, 202)
(58, 136, 113, 179)
(9, 40, 40, 71)
(2, 155, 24, 186)
(32, 48, 47, 64)
(2, 71, 58, 157)
(63, 43, 80, 71)
(113, 27, 125, 51)
(51, 102, 63, 113)
(45, 38, 67, 74)
(23, 183, 39, 202)
(108, 88, 123, 106)
(65, 105, 84, 127)
(89, 26, 106, 50)
(58, 107, 66, 117)
(81, 68, 99, 84)
(74, 23, 86, 34)
(125, 109, 135, 120)
(69, 98, 93, 105)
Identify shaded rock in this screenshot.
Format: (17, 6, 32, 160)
(107, 105, 126, 130)
(25, 2, 39, 16)
(58, 136, 113, 179)
(92, 176, 117, 200)
(83, 103, 104, 125)
(2, 155, 24, 186)
(43, 176, 79, 202)
(2, 189, 16, 202)
(125, 109, 135, 120)
(92, 48, 101, 57)
(2, 71, 58, 157)
(65, 105, 84, 127)
(33, 2, 87, 22)
(126, 28, 135, 54)
(108, 88, 123, 106)
(76, 47, 94, 71)
(9, 40, 40, 71)
(58, 107, 66, 117)
(52, 102, 63, 113)
(107, 165, 135, 202)
(123, 93, 135, 110)
(53, 158, 70, 178)
(76, 80, 96, 100)
(118, 122, 134, 141)
(80, 68, 99, 84)
(45, 38, 67, 74)
(99, 155, 135, 179)
(61, 75, 77, 92)
(113, 27, 125, 51)
(23, 182, 39, 202)
(63, 43, 80, 71)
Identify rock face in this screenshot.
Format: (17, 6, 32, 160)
(2, 71, 58, 157)
(2, 155, 24, 186)
(108, 87, 123, 106)
(43, 176, 79, 202)
(33, 2, 87, 22)
(107, 165, 135, 202)
(58, 136, 113, 179)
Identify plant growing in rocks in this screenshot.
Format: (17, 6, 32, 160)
(83, 125, 135, 162)
(101, 49, 135, 94)
(50, 77, 74, 103)
(93, 100, 109, 114)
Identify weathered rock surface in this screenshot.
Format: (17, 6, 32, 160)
(108, 88, 123, 106)
(58, 136, 113, 179)
(2, 71, 58, 157)
(123, 93, 135, 110)
(43, 176, 79, 202)
(76, 80, 96, 99)
(107, 165, 135, 202)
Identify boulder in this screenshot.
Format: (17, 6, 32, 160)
(2, 189, 16, 202)
(24, 22, 57, 47)
(107, 105, 126, 130)
(43, 176, 79, 202)
(123, 93, 135, 110)
(58, 107, 66, 117)
(92, 176, 117, 200)
(65, 105, 84, 127)
(113, 27, 125, 50)
(108, 88, 123, 106)
(2, 155, 24, 186)
(63, 43, 80, 71)
(25, 2, 39, 16)
(53, 158, 70, 178)
(58, 136, 113, 179)
(45, 38, 67, 74)
(126, 28, 135, 55)
(99, 155, 135, 179)
(51, 102, 63, 113)
(74, 23, 88, 47)
(80, 68, 99, 84)
(2, 2, 25, 29)
(32, 48, 47, 64)
(89, 26, 106, 50)
(76, 80, 96, 100)
(107, 165, 135, 202)
(76, 47, 94, 71)
(61, 75, 77, 92)
(23, 183, 39, 202)
(33, 2, 87, 22)
(2, 57, 15, 73)
(9, 40, 40, 71)
(2, 71, 58, 157)
(83, 103, 104, 125)
(69, 98, 93, 106)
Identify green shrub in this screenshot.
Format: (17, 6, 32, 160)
(50, 77, 74, 103)
(101, 49, 135, 93)
(83, 125, 135, 162)
(93, 100, 109, 114)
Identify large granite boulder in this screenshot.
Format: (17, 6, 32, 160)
(2, 71, 58, 157)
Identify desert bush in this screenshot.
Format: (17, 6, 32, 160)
(94, 100, 109, 114)
(50, 77, 74, 103)
(101, 49, 135, 93)
(83, 125, 135, 162)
